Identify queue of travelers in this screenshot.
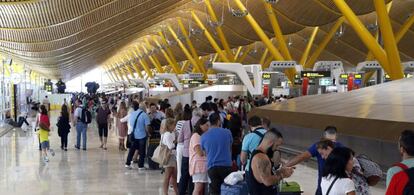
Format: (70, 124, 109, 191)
(26, 92, 413, 195)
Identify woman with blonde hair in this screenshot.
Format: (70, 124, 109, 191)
(174, 102, 183, 116)
(160, 108, 174, 134)
(161, 118, 179, 195)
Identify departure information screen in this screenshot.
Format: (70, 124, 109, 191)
(301, 71, 331, 78)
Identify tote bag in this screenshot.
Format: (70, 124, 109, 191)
(151, 134, 171, 165)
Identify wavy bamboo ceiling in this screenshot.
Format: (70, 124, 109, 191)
(0, 0, 413, 80)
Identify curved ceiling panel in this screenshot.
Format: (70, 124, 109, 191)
(0, 0, 412, 79)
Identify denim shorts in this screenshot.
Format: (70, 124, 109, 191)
(41, 141, 50, 150)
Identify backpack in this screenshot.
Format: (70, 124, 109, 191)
(149, 118, 162, 139)
(355, 154, 383, 186)
(150, 118, 162, 131)
(386, 163, 414, 195)
(80, 108, 92, 124)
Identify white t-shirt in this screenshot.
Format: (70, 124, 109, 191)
(321, 175, 355, 195)
(74, 107, 83, 119)
(162, 132, 176, 155)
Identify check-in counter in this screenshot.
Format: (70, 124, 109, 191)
(146, 85, 248, 106)
(249, 78, 414, 168)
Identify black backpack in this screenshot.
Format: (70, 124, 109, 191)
(403, 168, 414, 195)
(150, 118, 162, 131)
(80, 108, 92, 124)
(391, 163, 414, 195)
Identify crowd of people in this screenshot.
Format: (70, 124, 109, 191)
(27, 92, 414, 195)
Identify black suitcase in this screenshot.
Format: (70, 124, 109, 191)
(147, 138, 160, 170)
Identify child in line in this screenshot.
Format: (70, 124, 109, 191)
(39, 122, 55, 163)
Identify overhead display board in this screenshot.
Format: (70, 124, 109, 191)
(301, 71, 331, 78)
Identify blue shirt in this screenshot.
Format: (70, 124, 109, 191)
(241, 128, 267, 171)
(201, 127, 233, 169)
(129, 109, 150, 139)
(308, 141, 343, 191)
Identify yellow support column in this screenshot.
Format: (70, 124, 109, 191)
(364, 3, 392, 85)
(103, 66, 115, 82)
(395, 14, 414, 43)
(105, 65, 118, 81)
(212, 53, 219, 62)
(233, 0, 295, 82)
(264, 55, 274, 69)
(131, 62, 144, 79)
(145, 39, 167, 73)
(177, 18, 205, 72)
(140, 45, 164, 73)
(132, 49, 154, 78)
(167, 25, 205, 75)
(263, 2, 292, 60)
(190, 11, 230, 62)
(125, 63, 137, 79)
(300, 27, 319, 65)
(260, 49, 269, 66)
(332, 0, 391, 74)
(117, 61, 132, 83)
(181, 61, 190, 73)
(114, 64, 127, 82)
(304, 17, 345, 69)
(237, 45, 252, 63)
(204, 0, 234, 59)
(151, 36, 181, 74)
(374, 0, 403, 80)
(111, 64, 123, 81)
(233, 47, 243, 62)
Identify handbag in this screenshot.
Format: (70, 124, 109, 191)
(126, 111, 143, 148)
(151, 134, 171, 165)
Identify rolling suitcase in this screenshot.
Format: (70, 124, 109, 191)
(147, 138, 160, 170)
(220, 181, 248, 195)
(279, 181, 303, 195)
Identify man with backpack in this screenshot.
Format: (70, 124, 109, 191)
(74, 99, 92, 150)
(241, 116, 267, 179)
(386, 129, 414, 195)
(149, 103, 163, 137)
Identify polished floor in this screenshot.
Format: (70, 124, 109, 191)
(0, 113, 386, 195)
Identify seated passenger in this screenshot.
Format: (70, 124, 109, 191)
(286, 126, 343, 195)
(5, 111, 29, 128)
(249, 129, 294, 195)
(321, 147, 356, 195)
(386, 130, 414, 195)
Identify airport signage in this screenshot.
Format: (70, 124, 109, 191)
(354, 74, 362, 79)
(188, 73, 204, 79)
(300, 71, 331, 78)
(262, 73, 271, 80)
(340, 74, 348, 79)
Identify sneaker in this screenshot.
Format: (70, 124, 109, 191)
(138, 167, 146, 171)
(64, 148, 68, 151)
(82, 148, 87, 151)
(125, 165, 132, 169)
(74, 145, 80, 150)
(50, 149, 55, 156)
(44, 156, 49, 162)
